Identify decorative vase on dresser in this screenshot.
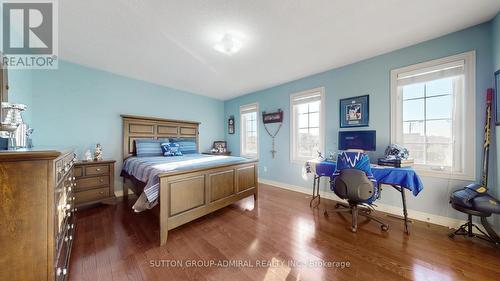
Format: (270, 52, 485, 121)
(0, 148, 77, 281)
(73, 160, 115, 207)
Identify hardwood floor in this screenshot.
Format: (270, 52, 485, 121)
(69, 184, 500, 281)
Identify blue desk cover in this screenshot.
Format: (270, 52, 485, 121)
(305, 160, 423, 196)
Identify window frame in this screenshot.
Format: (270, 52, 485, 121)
(290, 87, 325, 163)
(390, 51, 476, 180)
(240, 102, 259, 158)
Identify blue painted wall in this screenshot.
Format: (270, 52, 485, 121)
(225, 22, 497, 227)
(493, 12, 500, 70)
(7, 69, 33, 123)
(27, 60, 225, 192)
(493, 11, 500, 231)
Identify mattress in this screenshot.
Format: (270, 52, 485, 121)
(122, 154, 253, 211)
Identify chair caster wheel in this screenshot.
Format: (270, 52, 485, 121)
(362, 209, 371, 215)
(324, 210, 328, 217)
(381, 225, 389, 231)
(351, 227, 357, 233)
(448, 233, 455, 238)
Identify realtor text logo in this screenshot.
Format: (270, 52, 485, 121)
(1, 0, 58, 69)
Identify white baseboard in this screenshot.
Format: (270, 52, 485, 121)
(258, 178, 495, 234)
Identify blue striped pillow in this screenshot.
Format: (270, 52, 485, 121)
(135, 139, 163, 157)
(170, 138, 197, 154)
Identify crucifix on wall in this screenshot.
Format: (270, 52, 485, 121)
(262, 109, 283, 159)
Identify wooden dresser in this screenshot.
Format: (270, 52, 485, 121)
(0, 148, 77, 281)
(73, 160, 115, 207)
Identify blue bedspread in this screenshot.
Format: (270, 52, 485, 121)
(122, 154, 252, 211)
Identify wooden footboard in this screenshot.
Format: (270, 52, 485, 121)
(158, 161, 258, 245)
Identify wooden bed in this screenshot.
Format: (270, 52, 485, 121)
(121, 115, 258, 246)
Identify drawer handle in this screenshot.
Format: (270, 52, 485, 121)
(56, 267, 67, 276)
(100, 179, 104, 183)
(96, 168, 101, 171)
(99, 191, 104, 195)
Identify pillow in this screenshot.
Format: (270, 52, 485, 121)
(161, 142, 183, 156)
(170, 138, 197, 154)
(135, 139, 163, 157)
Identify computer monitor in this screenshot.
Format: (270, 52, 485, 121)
(338, 130, 376, 151)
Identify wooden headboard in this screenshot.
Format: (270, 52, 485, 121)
(122, 115, 200, 159)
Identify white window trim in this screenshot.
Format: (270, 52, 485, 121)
(240, 102, 259, 158)
(390, 51, 476, 180)
(290, 87, 325, 164)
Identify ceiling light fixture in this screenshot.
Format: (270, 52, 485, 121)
(213, 33, 242, 56)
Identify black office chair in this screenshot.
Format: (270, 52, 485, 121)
(325, 166, 389, 233)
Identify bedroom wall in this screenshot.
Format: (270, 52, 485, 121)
(225, 22, 498, 229)
(6, 69, 33, 124)
(493, 12, 500, 70)
(493, 11, 500, 232)
(28, 60, 225, 193)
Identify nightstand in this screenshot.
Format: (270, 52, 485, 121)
(73, 160, 116, 208)
(202, 151, 232, 156)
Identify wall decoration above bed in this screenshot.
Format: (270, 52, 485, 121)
(228, 115, 235, 134)
(339, 95, 369, 128)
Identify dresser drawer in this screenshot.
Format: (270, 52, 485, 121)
(75, 176, 109, 190)
(85, 164, 109, 176)
(73, 166, 83, 177)
(55, 216, 75, 281)
(75, 187, 109, 205)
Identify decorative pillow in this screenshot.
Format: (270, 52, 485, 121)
(161, 142, 183, 156)
(170, 138, 197, 154)
(135, 139, 163, 157)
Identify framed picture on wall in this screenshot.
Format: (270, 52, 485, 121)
(228, 115, 235, 134)
(339, 95, 369, 128)
(496, 70, 500, 125)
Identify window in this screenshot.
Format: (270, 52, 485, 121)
(240, 103, 259, 157)
(290, 87, 325, 162)
(390, 51, 476, 180)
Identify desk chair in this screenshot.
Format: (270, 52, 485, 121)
(325, 151, 389, 233)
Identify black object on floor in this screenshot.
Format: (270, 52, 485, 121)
(449, 196, 500, 246)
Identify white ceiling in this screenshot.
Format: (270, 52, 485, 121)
(59, 0, 500, 100)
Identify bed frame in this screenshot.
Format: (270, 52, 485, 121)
(121, 115, 258, 246)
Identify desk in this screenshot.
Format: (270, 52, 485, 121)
(305, 159, 424, 234)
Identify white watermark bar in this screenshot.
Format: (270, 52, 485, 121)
(149, 259, 351, 269)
